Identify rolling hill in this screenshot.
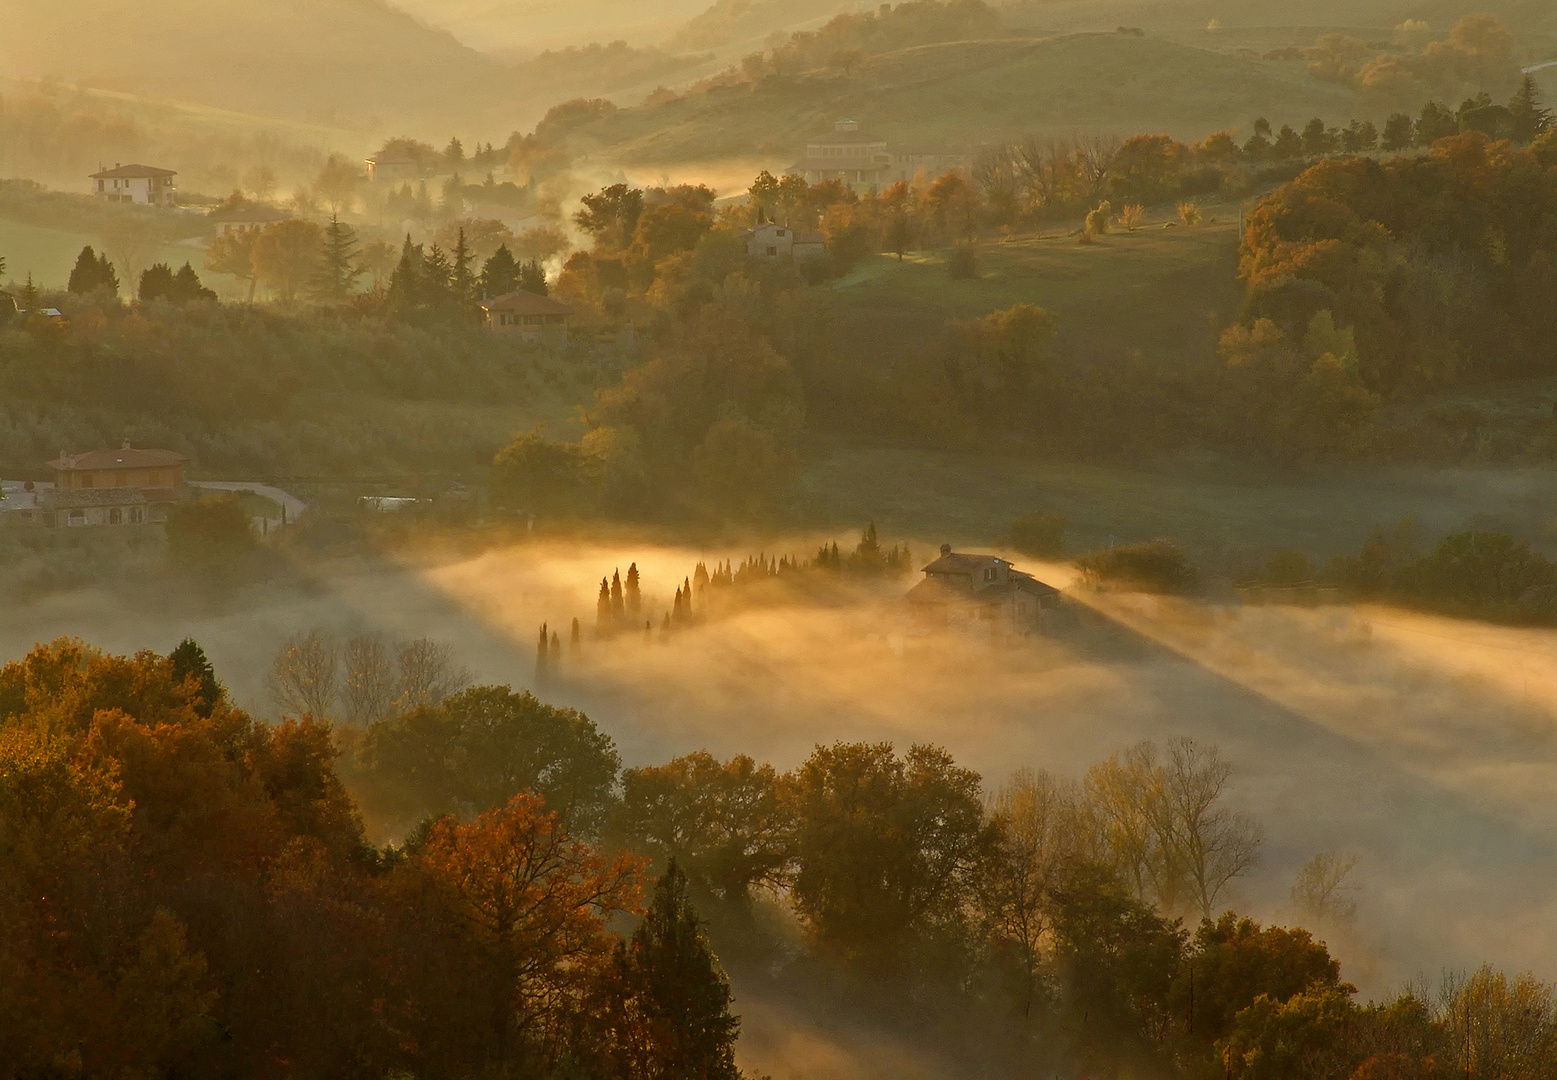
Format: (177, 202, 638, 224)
(0, 0, 495, 128)
(560, 31, 1364, 169)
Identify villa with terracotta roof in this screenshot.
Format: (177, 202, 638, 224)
(480, 290, 572, 347)
(206, 202, 290, 234)
(907, 544, 1060, 630)
(90, 164, 177, 206)
(43, 444, 188, 527)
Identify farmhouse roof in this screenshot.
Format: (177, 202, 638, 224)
(50, 445, 187, 471)
(90, 164, 176, 179)
(922, 550, 1010, 575)
(480, 290, 572, 315)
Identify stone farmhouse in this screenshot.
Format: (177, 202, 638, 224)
(0, 445, 188, 527)
(91, 164, 177, 206)
(741, 222, 827, 265)
(906, 544, 1060, 630)
(206, 203, 290, 235)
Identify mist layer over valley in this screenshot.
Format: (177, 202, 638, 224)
(9, 527, 1557, 1006)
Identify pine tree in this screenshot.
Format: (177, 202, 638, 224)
(451, 227, 477, 311)
(19, 273, 39, 311)
(518, 258, 548, 296)
(169, 637, 222, 718)
(615, 861, 741, 1080)
(69, 246, 104, 294)
(625, 563, 641, 615)
(422, 244, 452, 310)
(480, 244, 520, 298)
(1509, 74, 1555, 144)
(387, 235, 424, 315)
(138, 263, 176, 303)
(313, 213, 362, 302)
(172, 263, 216, 302)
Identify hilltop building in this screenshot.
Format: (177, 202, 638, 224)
(907, 544, 1060, 630)
(91, 164, 177, 206)
(481, 290, 572, 347)
(788, 119, 970, 192)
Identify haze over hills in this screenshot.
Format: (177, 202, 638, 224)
(0, 0, 494, 129)
(390, 0, 719, 52)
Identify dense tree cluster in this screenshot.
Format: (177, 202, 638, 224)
(5, 636, 1557, 1077)
(1226, 126, 1557, 458)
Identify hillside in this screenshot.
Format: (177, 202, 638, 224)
(668, 0, 878, 54)
(562, 31, 1362, 168)
(0, 0, 494, 128)
(392, 0, 716, 52)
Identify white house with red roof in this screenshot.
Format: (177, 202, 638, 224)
(91, 164, 177, 206)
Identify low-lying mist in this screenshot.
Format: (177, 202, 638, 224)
(6, 532, 1557, 1015)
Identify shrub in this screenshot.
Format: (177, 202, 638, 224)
(1117, 203, 1146, 231)
(1075, 538, 1199, 594)
(1177, 200, 1202, 226)
(1084, 201, 1112, 238)
(947, 243, 980, 279)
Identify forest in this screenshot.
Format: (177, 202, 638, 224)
(5, 636, 1556, 1079)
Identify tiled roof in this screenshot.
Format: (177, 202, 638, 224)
(481, 290, 572, 315)
(922, 552, 1010, 575)
(50, 447, 186, 471)
(90, 164, 176, 179)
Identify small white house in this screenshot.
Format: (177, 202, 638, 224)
(91, 164, 177, 206)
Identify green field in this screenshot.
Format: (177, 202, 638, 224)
(823, 212, 1244, 374)
(0, 219, 213, 293)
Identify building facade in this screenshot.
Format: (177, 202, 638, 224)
(480, 290, 572, 347)
(44, 445, 187, 526)
(741, 222, 827, 264)
(788, 120, 971, 192)
(91, 164, 177, 206)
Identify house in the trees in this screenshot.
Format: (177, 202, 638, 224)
(788, 119, 971, 193)
(364, 154, 419, 183)
(741, 221, 827, 264)
(481, 290, 572, 347)
(44, 444, 188, 526)
(906, 544, 1060, 630)
(207, 203, 290, 234)
(90, 164, 177, 206)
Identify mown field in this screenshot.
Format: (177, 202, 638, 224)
(0, 218, 218, 293)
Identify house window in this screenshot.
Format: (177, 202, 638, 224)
(984, 567, 997, 582)
(767, 246, 778, 256)
(129, 507, 144, 524)
(68, 509, 85, 525)
(776, 229, 786, 237)
(108, 508, 122, 525)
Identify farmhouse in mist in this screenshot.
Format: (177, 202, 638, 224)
(789, 119, 971, 192)
(907, 544, 1059, 630)
(90, 164, 177, 206)
(742, 222, 827, 264)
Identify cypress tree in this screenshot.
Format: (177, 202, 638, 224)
(597, 578, 612, 633)
(536, 622, 549, 678)
(550, 630, 562, 661)
(625, 563, 641, 615)
(570, 617, 581, 652)
(611, 570, 625, 621)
